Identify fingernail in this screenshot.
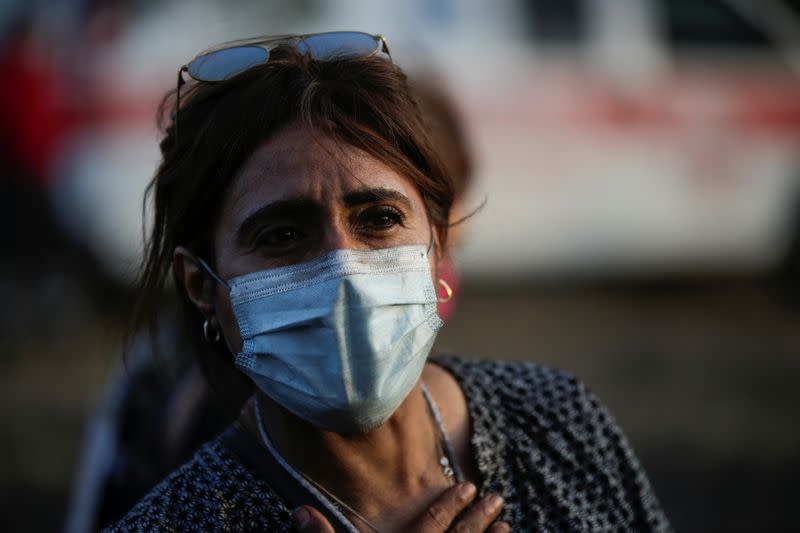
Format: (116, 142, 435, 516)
(294, 508, 311, 528)
(490, 495, 504, 510)
(459, 482, 476, 499)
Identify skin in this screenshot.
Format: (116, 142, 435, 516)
(174, 122, 509, 532)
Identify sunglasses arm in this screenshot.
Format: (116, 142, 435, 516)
(376, 34, 391, 58)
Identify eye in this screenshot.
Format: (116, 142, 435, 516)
(255, 226, 307, 248)
(356, 206, 405, 232)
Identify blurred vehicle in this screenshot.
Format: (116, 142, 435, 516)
(449, 0, 800, 279)
(46, 0, 800, 283)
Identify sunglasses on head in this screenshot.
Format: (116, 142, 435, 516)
(174, 31, 391, 139)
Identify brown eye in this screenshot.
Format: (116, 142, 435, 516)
(257, 226, 306, 248)
(357, 206, 405, 231)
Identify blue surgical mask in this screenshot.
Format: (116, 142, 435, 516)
(202, 244, 443, 434)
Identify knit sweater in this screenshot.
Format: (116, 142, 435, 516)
(104, 356, 671, 532)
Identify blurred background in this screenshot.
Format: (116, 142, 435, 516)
(1, 0, 798, 532)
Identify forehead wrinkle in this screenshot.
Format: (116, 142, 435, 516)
(223, 127, 417, 229)
(225, 144, 313, 217)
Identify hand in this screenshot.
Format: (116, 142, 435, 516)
(293, 482, 510, 532)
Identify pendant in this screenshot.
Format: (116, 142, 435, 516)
(440, 456, 455, 477)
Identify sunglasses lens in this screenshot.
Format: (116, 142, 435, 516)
(297, 32, 379, 60)
(187, 46, 269, 81)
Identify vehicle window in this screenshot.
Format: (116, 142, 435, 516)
(658, 0, 773, 48)
(520, 0, 586, 45)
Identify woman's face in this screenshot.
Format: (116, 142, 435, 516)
(179, 121, 438, 353)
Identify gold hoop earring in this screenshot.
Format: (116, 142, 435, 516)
(437, 278, 453, 303)
(203, 318, 221, 343)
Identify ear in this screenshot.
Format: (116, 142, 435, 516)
(173, 245, 215, 316)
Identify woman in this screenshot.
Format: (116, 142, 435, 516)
(107, 32, 671, 532)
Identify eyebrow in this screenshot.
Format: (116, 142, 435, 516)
(343, 187, 412, 209)
(234, 187, 412, 245)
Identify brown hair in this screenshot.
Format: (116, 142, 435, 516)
(130, 45, 454, 403)
(410, 78, 473, 198)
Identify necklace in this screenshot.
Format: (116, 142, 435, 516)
(421, 383, 464, 482)
(253, 383, 463, 533)
(298, 473, 383, 533)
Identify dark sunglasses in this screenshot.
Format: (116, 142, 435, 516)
(174, 31, 391, 139)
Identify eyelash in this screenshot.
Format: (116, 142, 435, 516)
(251, 205, 406, 253)
(355, 206, 406, 232)
(254, 226, 307, 249)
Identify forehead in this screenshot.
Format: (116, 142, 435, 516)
(223, 123, 422, 216)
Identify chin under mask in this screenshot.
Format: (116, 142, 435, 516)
(202, 245, 443, 434)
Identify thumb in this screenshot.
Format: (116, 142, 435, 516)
(293, 505, 336, 533)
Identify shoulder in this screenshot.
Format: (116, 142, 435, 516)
(434, 355, 632, 463)
(433, 354, 611, 458)
(102, 436, 292, 533)
(432, 354, 581, 407)
(433, 355, 606, 445)
(433, 354, 671, 532)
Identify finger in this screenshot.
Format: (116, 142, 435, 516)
(293, 505, 336, 533)
(418, 482, 477, 532)
(488, 521, 511, 533)
(450, 494, 504, 533)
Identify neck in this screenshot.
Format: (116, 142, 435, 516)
(244, 375, 451, 525)
(269, 384, 440, 488)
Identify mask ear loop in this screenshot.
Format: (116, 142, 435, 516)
(194, 256, 240, 356)
(425, 226, 453, 303)
(196, 257, 231, 290)
(426, 224, 439, 257)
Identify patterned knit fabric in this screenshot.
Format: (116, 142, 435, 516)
(104, 356, 672, 532)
